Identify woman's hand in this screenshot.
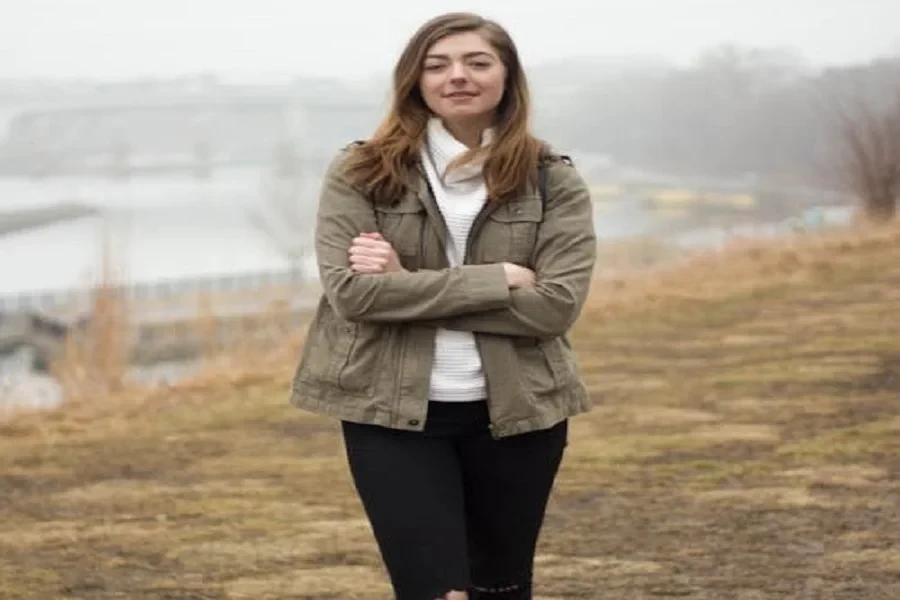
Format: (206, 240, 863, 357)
(502, 263, 536, 289)
(349, 232, 406, 274)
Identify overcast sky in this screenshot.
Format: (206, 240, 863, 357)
(1, 0, 898, 82)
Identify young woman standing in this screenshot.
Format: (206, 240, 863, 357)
(290, 12, 597, 599)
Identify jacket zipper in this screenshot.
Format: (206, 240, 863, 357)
(421, 174, 501, 435)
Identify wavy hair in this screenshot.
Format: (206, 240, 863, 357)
(341, 12, 544, 204)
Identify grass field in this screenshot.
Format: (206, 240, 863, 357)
(1, 222, 899, 599)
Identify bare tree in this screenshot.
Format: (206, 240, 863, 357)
(827, 66, 900, 221)
(247, 138, 319, 286)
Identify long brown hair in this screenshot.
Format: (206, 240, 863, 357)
(342, 12, 544, 204)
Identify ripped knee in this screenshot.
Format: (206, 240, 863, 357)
(471, 582, 525, 598)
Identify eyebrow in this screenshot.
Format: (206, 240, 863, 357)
(424, 51, 496, 60)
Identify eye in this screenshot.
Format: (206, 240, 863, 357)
(424, 63, 445, 72)
(470, 61, 492, 69)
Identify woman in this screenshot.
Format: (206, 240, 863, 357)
(290, 12, 597, 600)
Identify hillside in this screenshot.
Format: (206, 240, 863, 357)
(1, 223, 899, 599)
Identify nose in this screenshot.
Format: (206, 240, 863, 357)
(448, 61, 467, 83)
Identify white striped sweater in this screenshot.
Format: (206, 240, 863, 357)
(420, 118, 495, 402)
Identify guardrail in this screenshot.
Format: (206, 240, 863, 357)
(0, 266, 313, 313)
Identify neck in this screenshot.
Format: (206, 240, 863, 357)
(442, 117, 491, 149)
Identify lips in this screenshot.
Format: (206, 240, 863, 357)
(444, 92, 478, 98)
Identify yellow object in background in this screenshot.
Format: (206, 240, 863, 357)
(650, 189, 698, 205)
(649, 188, 757, 211)
(709, 193, 756, 209)
(589, 184, 622, 201)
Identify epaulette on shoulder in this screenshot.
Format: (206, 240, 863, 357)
(541, 152, 574, 167)
(342, 140, 366, 152)
(538, 142, 574, 168)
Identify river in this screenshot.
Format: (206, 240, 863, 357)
(0, 167, 674, 299)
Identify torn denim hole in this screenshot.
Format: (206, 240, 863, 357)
(471, 582, 525, 598)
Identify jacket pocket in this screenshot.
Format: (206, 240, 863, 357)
(481, 197, 543, 265)
(294, 316, 384, 394)
(334, 321, 385, 393)
(513, 337, 558, 395)
(373, 195, 425, 262)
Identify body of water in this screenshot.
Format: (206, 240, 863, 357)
(0, 169, 667, 300)
(0, 170, 314, 296)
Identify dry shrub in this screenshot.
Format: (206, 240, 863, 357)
(837, 95, 900, 222)
(179, 291, 310, 390)
(822, 64, 900, 222)
(52, 283, 132, 402)
(51, 226, 134, 405)
(22, 294, 308, 432)
(41, 272, 312, 422)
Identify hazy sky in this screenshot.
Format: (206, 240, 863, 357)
(1, 0, 897, 81)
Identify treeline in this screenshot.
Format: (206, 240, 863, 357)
(534, 46, 900, 189)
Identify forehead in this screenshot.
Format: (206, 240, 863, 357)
(426, 31, 498, 59)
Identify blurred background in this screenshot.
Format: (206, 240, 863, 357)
(1, 0, 898, 407)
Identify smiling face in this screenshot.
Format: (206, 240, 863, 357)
(419, 30, 507, 131)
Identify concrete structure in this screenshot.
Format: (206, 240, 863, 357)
(0, 275, 322, 372)
(0, 203, 97, 235)
(0, 94, 380, 178)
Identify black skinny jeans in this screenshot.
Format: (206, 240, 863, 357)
(341, 400, 567, 600)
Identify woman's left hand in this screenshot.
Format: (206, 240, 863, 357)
(349, 232, 406, 274)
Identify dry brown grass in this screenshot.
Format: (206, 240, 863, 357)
(584, 219, 900, 321)
(1, 221, 900, 599)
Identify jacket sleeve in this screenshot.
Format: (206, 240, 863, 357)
(315, 150, 512, 322)
(431, 160, 597, 338)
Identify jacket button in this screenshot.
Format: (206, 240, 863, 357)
(408, 419, 420, 426)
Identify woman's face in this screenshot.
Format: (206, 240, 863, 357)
(419, 31, 507, 127)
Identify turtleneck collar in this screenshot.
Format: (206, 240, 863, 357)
(423, 117, 494, 186)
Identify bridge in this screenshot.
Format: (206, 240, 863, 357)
(0, 94, 381, 178)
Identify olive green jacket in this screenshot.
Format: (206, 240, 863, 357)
(289, 146, 597, 437)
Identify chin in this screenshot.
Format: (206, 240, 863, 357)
(444, 105, 491, 118)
